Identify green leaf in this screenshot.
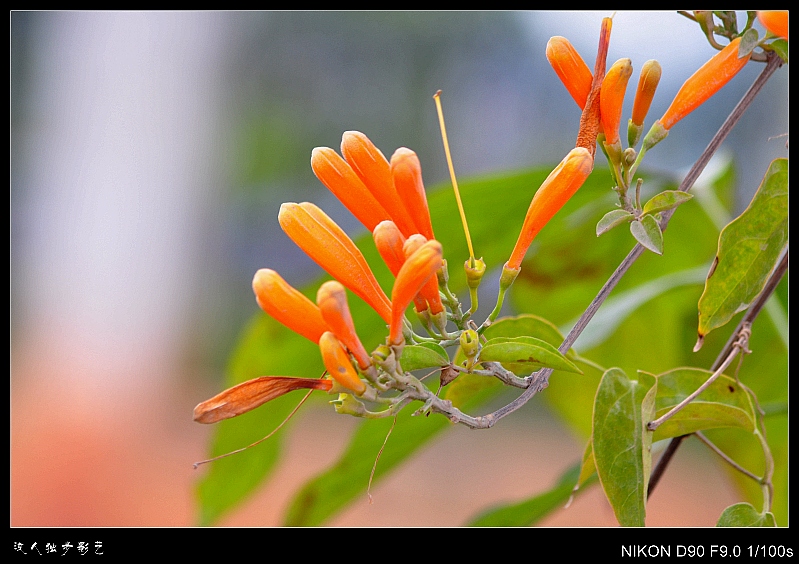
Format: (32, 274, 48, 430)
(465, 461, 596, 526)
(592, 368, 657, 527)
(769, 39, 788, 64)
(738, 28, 759, 58)
(697, 158, 788, 343)
(400, 343, 450, 371)
(642, 190, 693, 216)
(480, 336, 582, 374)
(716, 503, 776, 527)
(652, 368, 757, 442)
(575, 440, 596, 492)
(596, 209, 634, 236)
(630, 214, 663, 255)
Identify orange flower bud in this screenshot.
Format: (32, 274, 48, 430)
(507, 148, 594, 271)
(340, 131, 418, 238)
(311, 146, 391, 232)
(403, 235, 444, 315)
(631, 59, 662, 127)
(546, 36, 593, 109)
(319, 331, 367, 395)
(252, 268, 329, 343)
(193, 376, 333, 424)
(316, 281, 371, 370)
(389, 240, 443, 345)
(390, 147, 435, 240)
(660, 37, 751, 131)
(279, 202, 392, 323)
(599, 58, 632, 146)
(758, 11, 788, 40)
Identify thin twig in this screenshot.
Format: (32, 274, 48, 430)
(694, 431, 763, 483)
(647, 323, 751, 431)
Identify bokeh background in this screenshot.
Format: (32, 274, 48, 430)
(11, 11, 788, 526)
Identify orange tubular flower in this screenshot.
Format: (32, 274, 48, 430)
(758, 11, 788, 40)
(341, 131, 419, 238)
(279, 202, 392, 323)
(311, 147, 391, 232)
(252, 268, 329, 343)
(659, 37, 751, 131)
(631, 60, 662, 127)
(316, 281, 372, 370)
(599, 58, 632, 147)
(319, 331, 367, 395)
(193, 376, 333, 424)
(546, 36, 594, 109)
(390, 147, 435, 240)
(507, 148, 594, 271)
(403, 234, 444, 315)
(628, 59, 662, 147)
(373, 220, 429, 313)
(389, 240, 443, 345)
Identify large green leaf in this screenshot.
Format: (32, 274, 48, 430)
(465, 461, 596, 526)
(400, 343, 450, 372)
(651, 368, 757, 442)
(592, 368, 657, 527)
(716, 502, 776, 527)
(696, 158, 788, 345)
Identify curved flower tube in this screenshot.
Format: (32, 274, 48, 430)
(659, 37, 751, 131)
(319, 331, 367, 395)
(311, 146, 391, 232)
(390, 148, 435, 240)
(279, 202, 392, 323)
(193, 376, 333, 424)
(317, 281, 372, 370)
(403, 234, 444, 315)
(373, 220, 429, 313)
(252, 268, 329, 343)
(389, 239, 443, 345)
(341, 131, 418, 238)
(507, 147, 594, 271)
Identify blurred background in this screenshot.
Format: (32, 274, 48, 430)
(11, 11, 788, 526)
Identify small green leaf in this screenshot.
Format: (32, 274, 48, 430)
(596, 209, 634, 236)
(400, 343, 450, 371)
(480, 336, 582, 374)
(465, 461, 596, 526)
(738, 28, 759, 58)
(630, 214, 664, 255)
(593, 368, 657, 527)
(717, 503, 776, 527)
(642, 190, 693, 216)
(652, 368, 757, 441)
(575, 440, 596, 492)
(697, 158, 788, 342)
(769, 39, 788, 64)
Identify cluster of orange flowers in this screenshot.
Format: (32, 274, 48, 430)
(195, 13, 776, 427)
